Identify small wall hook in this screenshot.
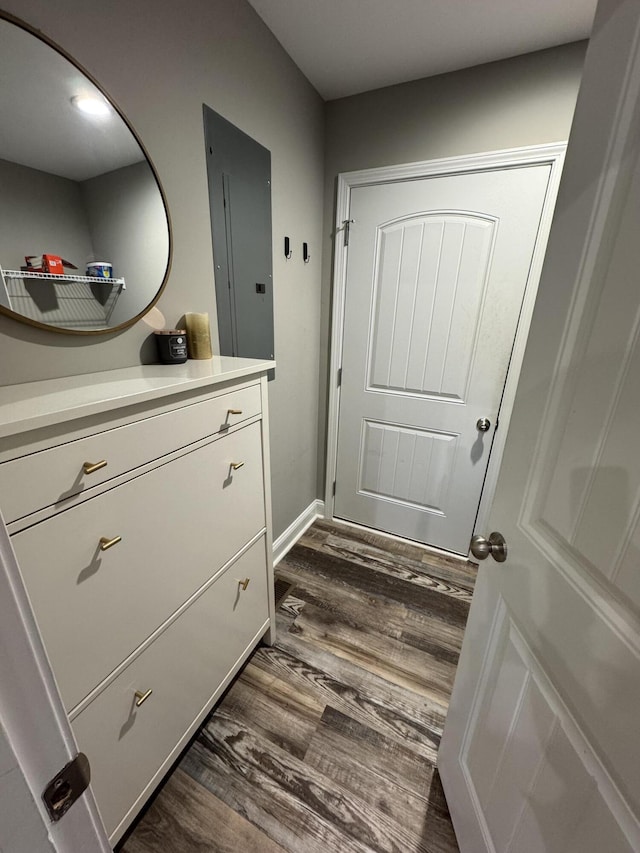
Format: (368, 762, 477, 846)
(284, 236, 292, 259)
(303, 242, 310, 264)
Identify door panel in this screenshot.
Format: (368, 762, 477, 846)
(466, 612, 595, 853)
(438, 2, 640, 850)
(442, 567, 640, 852)
(335, 167, 551, 553)
(359, 420, 457, 512)
(368, 215, 494, 400)
(535, 234, 640, 613)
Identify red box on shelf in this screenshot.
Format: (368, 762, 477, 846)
(42, 254, 64, 275)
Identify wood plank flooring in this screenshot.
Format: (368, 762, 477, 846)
(119, 519, 476, 853)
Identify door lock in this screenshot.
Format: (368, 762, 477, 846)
(42, 753, 91, 822)
(476, 418, 491, 432)
(470, 532, 507, 562)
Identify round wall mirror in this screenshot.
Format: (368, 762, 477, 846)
(0, 13, 172, 335)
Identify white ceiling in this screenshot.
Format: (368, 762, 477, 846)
(247, 0, 598, 100)
(0, 19, 144, 182)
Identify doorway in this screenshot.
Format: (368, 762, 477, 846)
(325, 146, 565, 555)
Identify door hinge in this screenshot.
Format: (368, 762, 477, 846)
(337, 367, 342, 386)
(43, 753, 91, 822)
(343, 219, 355, 247)
(332, 481, 336, 497)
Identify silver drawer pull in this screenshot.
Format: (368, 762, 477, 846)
(239, 578, 250, 591)
(231, 461, 245, 470)
(134, 689, 153, 707)
(228, 408, 243, 415)
(83, 459, 107, 475)
(99, 535, 122, 551)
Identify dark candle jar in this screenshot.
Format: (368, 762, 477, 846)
(154, 329, 188, 364)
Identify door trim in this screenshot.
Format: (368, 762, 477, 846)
(325, 143, 566, 551)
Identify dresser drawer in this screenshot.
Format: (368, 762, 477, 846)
(0, 383, 261, 524)
(12, 421, 265, 711)
(71, 537, 269, 840)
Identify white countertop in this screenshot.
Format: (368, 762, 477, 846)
(0, 357, 275, 438)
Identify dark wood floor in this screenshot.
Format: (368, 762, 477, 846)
(119, 519, 476, 853)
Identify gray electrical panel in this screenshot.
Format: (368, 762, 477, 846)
(203, 105, 274, 367)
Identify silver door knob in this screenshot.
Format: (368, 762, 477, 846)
(476, 418, 491, 432)
(470, 532, 507, 562)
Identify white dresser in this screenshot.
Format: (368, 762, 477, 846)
(0, 357, 276, 845)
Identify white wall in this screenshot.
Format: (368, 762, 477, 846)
(0, 158, 105, 325)
(81, 161, 169, 328)
(0, 158, 94, 273)
(318, 42, 588, 490)
(0, 0, 325, 539)
(0, 6, 587, 535)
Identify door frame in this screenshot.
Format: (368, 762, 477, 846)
(325, 143, 566, 551)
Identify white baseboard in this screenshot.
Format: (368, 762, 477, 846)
(273, 499, 324, 566)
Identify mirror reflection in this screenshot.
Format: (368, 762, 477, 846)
(0, 16, 170, 333)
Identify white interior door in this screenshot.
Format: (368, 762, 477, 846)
(438, 2, 640, 850)
(334, 166, 552, 554)
(0, 511, 110, 852)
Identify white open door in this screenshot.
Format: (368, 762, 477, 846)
(0, 512, 110, 853)
(439, 1, 640, 850)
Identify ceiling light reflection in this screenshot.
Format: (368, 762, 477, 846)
(71, 94, 111, 118)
